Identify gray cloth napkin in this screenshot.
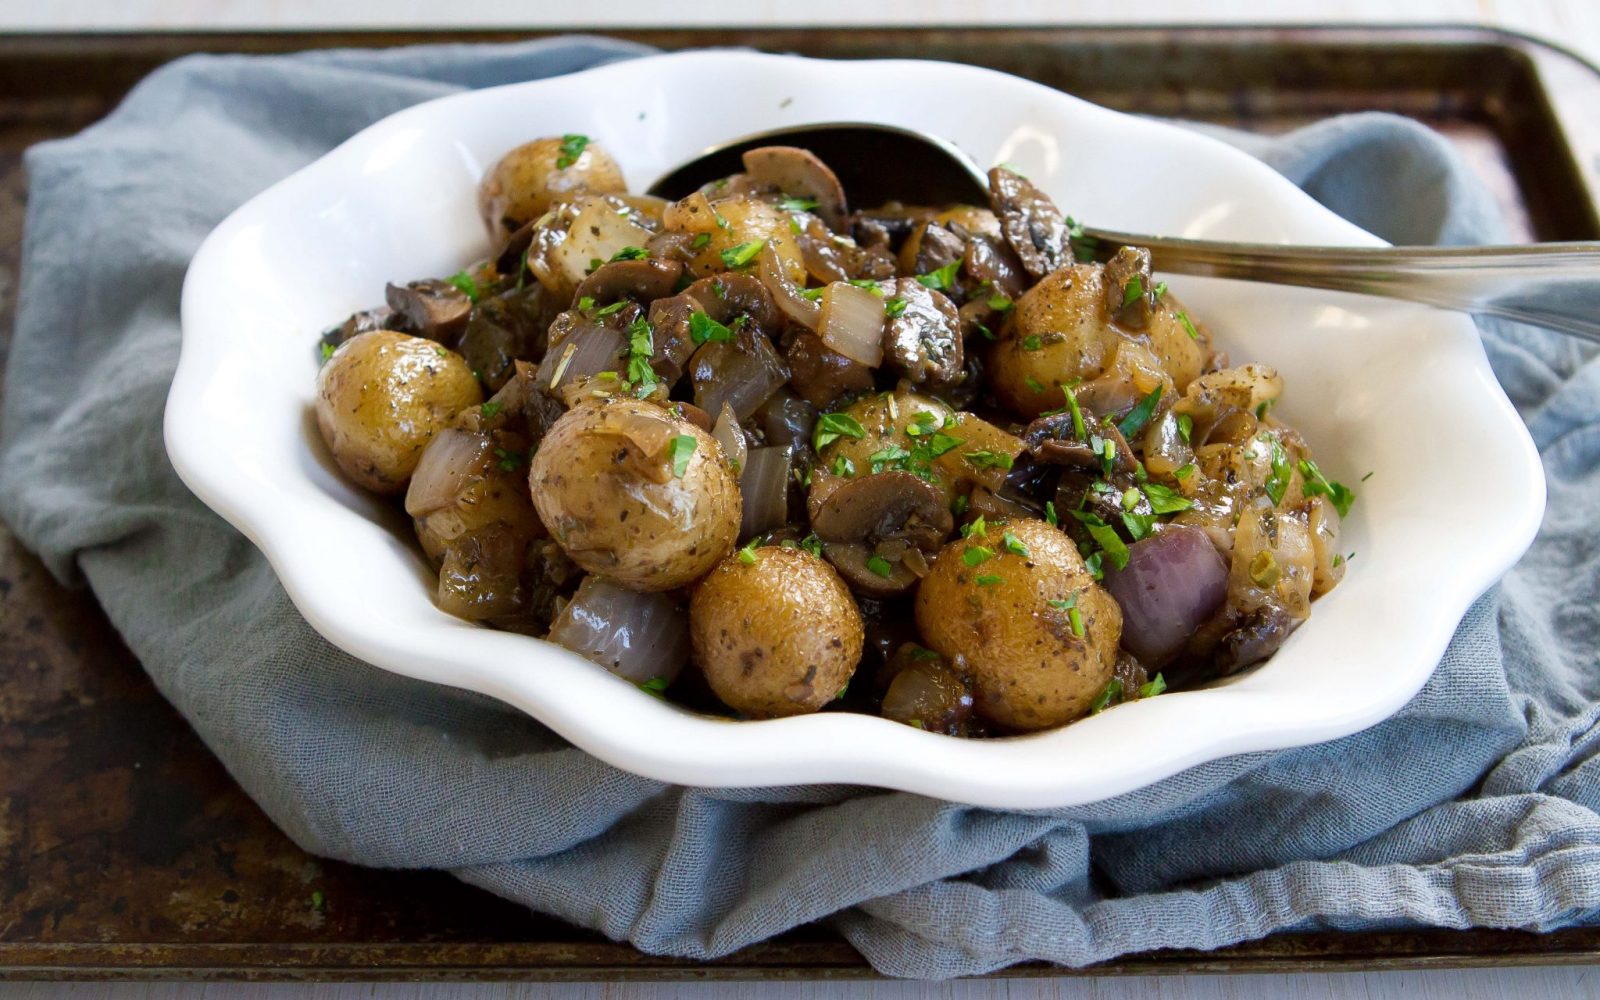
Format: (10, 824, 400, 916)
(3, 38, 1599, 978)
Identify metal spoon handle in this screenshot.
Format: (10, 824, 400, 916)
(1087, 229, 1600, 345)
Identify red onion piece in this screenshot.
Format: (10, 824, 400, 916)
(1103, 524, 1230, 664)
(534, 323, 627, 391)
(405, 428, 489, 518)
(758, 244, 821, 330)
(739, 446, 791, 541)
(690, 332, 788, 421)
(817, 281, 885, 367)
(711, 402, 748, 473)
(547, 577, 689, 685)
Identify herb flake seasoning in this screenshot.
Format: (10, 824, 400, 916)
(668, 434, 697, 478)
(555, 133, 590, 169)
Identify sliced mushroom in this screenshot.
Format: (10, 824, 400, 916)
(811, 472, 954, 595)
(1103, 245, 1155, 329)
(963, 234, 1029, 301)
(742, 146, 848, 231)
(649, 273, 782, 384)
(784, 329, 874, 410)
(899, 221, 965, 278)
(385, 279, 473, 341)
(644, 229, 699, 263)
(988, 165, 1072, 281)
(883, 278, 963, 386)
(794, 213, 898, 285)
(1024, 411, 1140, 474)
(572, 257, 685, 310)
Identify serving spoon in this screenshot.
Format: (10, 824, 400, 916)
(647, 122, 1600, 345)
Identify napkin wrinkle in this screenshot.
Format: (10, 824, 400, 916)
(3, 38, 1598, 978)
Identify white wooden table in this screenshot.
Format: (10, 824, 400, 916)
(2, 2, 1595, 998)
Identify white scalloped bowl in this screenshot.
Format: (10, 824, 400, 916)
(166, 51, 1544, 809)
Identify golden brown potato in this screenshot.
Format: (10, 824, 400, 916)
(664, 193, 807, 286)
(528, 398, 740, 591)
(990, 264, 1209, 420)
(915, 518, 1121, 731)
(315, 330, 484, 495)
(478, 135, 627, 234)
(404, 426, 545, 564)
(689, 546, 863, 718)
(814, 389, 954, 489)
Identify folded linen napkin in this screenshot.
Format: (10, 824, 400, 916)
(2, 38, 1598, 978)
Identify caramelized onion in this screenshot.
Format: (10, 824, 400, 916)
(534, 324, 627, 391)
(405, 428, 489, 518)
(691, 332, 789, 421)
(739, 446, 791, 541)
(711, 402, 748, 473)
(1103, 525, 1229, 664)
(817, 281, 885, 367)
(547, 577, 689, 685)
(758, 244, 821, 330)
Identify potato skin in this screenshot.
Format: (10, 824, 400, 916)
(816, 390, 953, 486)
(690, 546, 863, 718)
(407, 428, 545, 564)
(529, 398, 739, 591)
(478, 137, 626, 233)
(989, 265, 1207, 419)
(914, 518, 1121, 731)
(315, 330, 484, 495)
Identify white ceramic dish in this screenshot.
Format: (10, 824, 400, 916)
(166, 51, 1545, 809)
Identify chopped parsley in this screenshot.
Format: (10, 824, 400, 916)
(961, 516, 988, 539)
(1117, 385, 1164, 439)
(319, 341, 335, 363)
(689, 311, 734, 345)
(847, 278, 887, 296)
(638, 676, 669, 698)
(1139, 673, 1167, 698)
(555, 133, 590, 169)
(737, 539, 760, 565)
(668, 434, 697, 478)
(1021, 335, 1043, 351)
(1299, 459, 1357, 517)
(1142, 481, 1194, 514)
(1176, 413, 1194, 443)
(800, 533, 824, 557)
(1174, 462, 1196, 480)
(1264, 436, 1291, 505)
(1153, 281, 1168, 299)
(962, 546, 994, 567)
(588, 257, 603, 273)
(1064, 386, 1088, 441)
(610, 245, 648, 262)
(964, 450, 1014, 471)
(1070, 509, 1130, 571)
(868, 445, 912, 473)
(975, 322, 996, 341)
(719, 240, 766, 269)
(1001, 531, 1029, 558)
(593, 300, 628, 317)
(777, 196, 818, 212)
(987, 293, 1014, 313)
(626, 316, 657, 390)
(1177, 311, 1200, 341)
(813, 412, 867, 451)
(884, 296, 909, 318)
(1045, 501, 1059, 527)
(1046, 593, 1077, 611)
(915, 259, 961, 291)
(577, 295, 596, 311)
(951, 494, 970, 516)
(480, 401, 503, 419)
(975, 573, 1003, 587)
(1121, 275, 1144, 309)
(493, 447, 525, 473)
(866, 554, 894, 578)
(1025, 376, 1045, 395)
(1122, 511, 1157, 540)
(690, 233, 711, 250)
(1090, 678, 1124, 714)
(832, 454, 856, 477)
(1249, 550, 1280, 589)
(446, 270, 480, 302)
(1068, 606, 1085, 636)
(1255, 398, 1274, 420)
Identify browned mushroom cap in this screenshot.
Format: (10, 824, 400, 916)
(784, 330, 874, 410)
(901, 221, 965, 278)
(1103, 245, 1155, 328)
(794, 214, 899, 285)
(648, 273, 782, 383)
(742, 146, 849, 231)
(572, 257, 685, 310)
(385, 279, 473, 341)
(962, 234, 1028, 301)
(493, 218, 538, 275)
(812, 471, 954, 594)
(1023, 411, 1140, 473)
(988, 165, 1072, 281)
(883, 278, 963, 386)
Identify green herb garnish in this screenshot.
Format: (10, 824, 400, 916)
(480, 401, 503, 419)
(1045, 500, 1059, 527)
(668, 434, 697, 478)
(962, 546, 994, 567)
(1070, 509, 1130, 571)
(1116, 385, 1163, 439)
(866, 555, 894, 578)
(1121, 275, 1144, 309)
(777, 196, 818, 212)
(975, 573, 1003, 587)
(1177, 311, 1200, 340)
(690, 233, 711, 250)
(1090, 678, 1124, 714)
(719, 240, 766, 269)
(594, 300, 628, 317)
(610, 245, 648, 262)
(987, 293, 1013, 313)
(446, 270, 480, 302)
(1139, 673, 1167, 698)
(1176, 413, 1193, 443)
(626, 316, 657, 390)
(813, 412, 867, 452)
(1141, 481, 1194, 514)
(915, 259, 961, 291)
(738, 539, 760, 565)
(555, 133, 590, 169)
(1299, 459, 1357, 517)
(689, 311, 734, 345)
(884, 296, 909, 318)
(1021, 335, 1043, 351)
(1264, 436, 1291, 505)
(639, 676, 669, 698)
(964, 450, 1014, 471)
(1001, 531, 1029, 558)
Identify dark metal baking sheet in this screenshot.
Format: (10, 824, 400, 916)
(0, 23, 1594, 982)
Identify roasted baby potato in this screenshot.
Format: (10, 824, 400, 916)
(528, 398, 740, 591)
(689, 545, 862, 718)
(315, 330, 483, 494)
(915, 518, 1122, 731)
(478, 135, 626, 234)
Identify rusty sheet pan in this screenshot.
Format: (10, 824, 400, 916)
(0, 24, 1595, 981)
